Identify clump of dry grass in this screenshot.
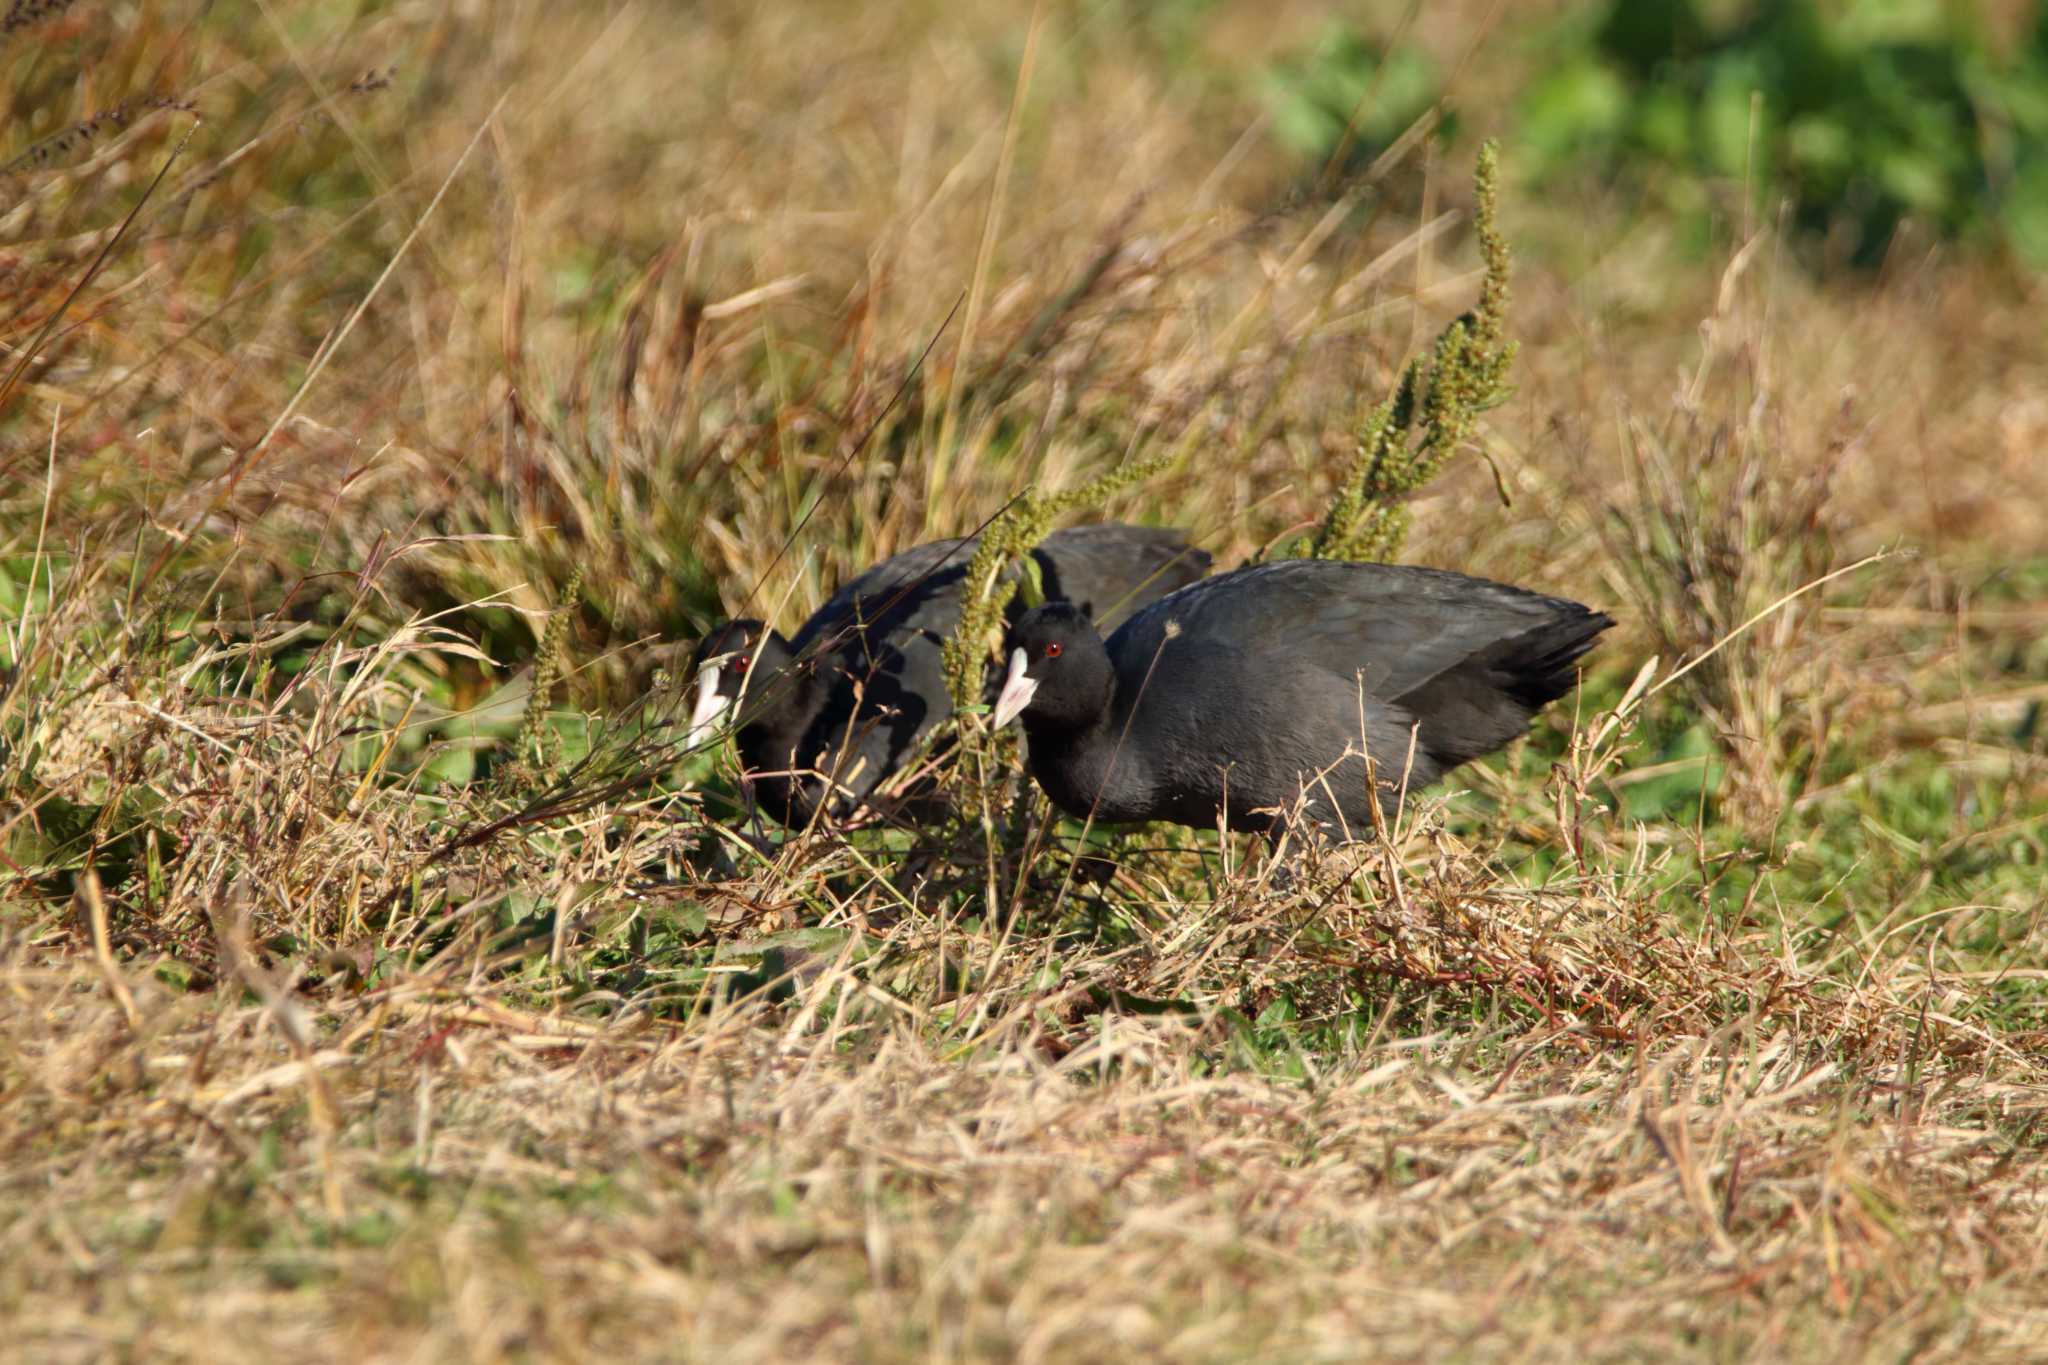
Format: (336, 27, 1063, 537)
(1, 0, 2045, 1360)
(1580, 240, 1861, 827)
(6, 876, 2047, 1361)
(1, 0, 78, 39)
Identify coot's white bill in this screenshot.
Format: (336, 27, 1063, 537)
(991, 648, 1038, 730)
(686, 664, 730, 749)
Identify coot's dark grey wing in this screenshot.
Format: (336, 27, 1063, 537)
(794, 526, 1209, 659)
(1108, 559, 1602, 702)
(789, 536, 980, 655)
(1033, 526, 1212, 632)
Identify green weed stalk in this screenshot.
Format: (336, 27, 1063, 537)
(505, 566, 583, 790)
(941, 447, 1178, 713)
(1311, 139, 1517, 563)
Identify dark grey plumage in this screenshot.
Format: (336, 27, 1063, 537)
(689, 525, 1211, 827)
(993, 559, 1614, 835)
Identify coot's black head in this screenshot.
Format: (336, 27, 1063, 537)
(992, 603, 1113, 733)
(687, 618, 793, 747)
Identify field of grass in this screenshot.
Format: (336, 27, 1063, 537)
(5, 1, 2047, 1360)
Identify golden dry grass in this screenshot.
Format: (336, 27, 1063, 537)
(10, 938, 2048, 1362)
(3, 1, 2047, 1360)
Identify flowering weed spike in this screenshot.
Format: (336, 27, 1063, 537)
(1313, 140, 1517, 564)
(942, 445, 1178, 712)
(507, 566, 582, 789)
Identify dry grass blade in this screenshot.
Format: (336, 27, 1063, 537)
(0, 118, 197, 418)
(199, 93, 510, 523)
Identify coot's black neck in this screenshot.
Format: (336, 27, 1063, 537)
(1019, 708, 1136, 823)
(732, 662, 824, 767)
(725, 662, 826, 826)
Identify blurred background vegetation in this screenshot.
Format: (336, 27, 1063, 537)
(1262, 0, 2048, 265)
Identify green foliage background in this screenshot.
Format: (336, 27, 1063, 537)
(1260, 0, 2048, 264)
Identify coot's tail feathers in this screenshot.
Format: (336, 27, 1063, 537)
(1394, 606, 1614, 771)
(1491, 607, 1616, 711)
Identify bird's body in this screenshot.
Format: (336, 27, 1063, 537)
(690, 525, 1211, 827)
(994, 560, 1614, 835)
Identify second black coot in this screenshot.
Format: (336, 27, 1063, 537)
(991, 559, 1614, 835)
(688, 525, 1211, 826)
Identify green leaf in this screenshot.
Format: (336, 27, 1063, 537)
(666, 900, 709, 936)
(421, 744, 477, 790)
(1256, 996, 1298, 1029)
(1787, 115, 1853, 177)
(1636, 87, 1696, 163)
(714, 925, 851, 963)
(1876, 148, 1949, 214)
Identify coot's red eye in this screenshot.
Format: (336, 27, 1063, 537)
(736, 654, 752, 671)
(1044, 641, 1062, 659)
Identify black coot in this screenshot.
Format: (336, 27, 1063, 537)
(688, 525, 1211, 826)
(991, 560, 1614, 835)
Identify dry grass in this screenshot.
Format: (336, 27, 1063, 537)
(8, 880, 2048, 1361)
(3, 0, 2047, 1360)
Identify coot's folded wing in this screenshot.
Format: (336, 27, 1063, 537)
(1107, 559, 1603, 701)
(788, 537, 979, 657)
(795, 525, 1213, 669)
